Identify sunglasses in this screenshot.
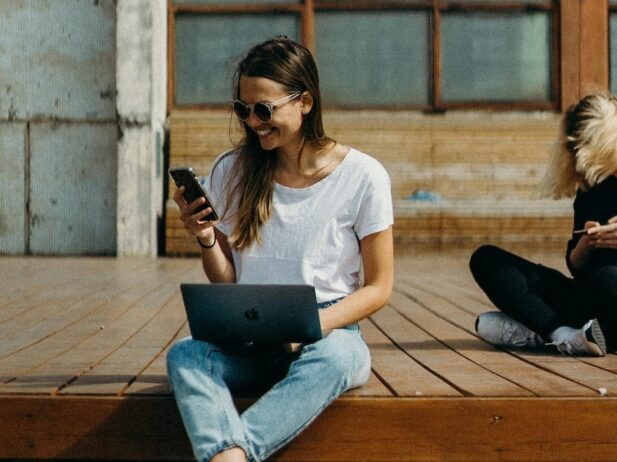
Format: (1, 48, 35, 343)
(232, 92, 302, 122)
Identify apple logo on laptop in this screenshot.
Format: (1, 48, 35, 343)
(245, 308, 260, 321)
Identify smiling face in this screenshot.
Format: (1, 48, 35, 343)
(238, 75, 311, 154)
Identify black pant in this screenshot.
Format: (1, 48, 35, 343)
(469, 245, 617, 349)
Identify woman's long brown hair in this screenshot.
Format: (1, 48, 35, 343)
(215, 37, 334, 250)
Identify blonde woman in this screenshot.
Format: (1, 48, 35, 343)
(470, 93, 617, 356)
(166, 37, 393, 462)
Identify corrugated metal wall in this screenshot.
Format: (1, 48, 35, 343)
(0, 0, 117, 255)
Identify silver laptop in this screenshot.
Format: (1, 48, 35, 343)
(179, 284, 322, 346)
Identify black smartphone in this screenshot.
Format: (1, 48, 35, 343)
(169, 167, 219, 222)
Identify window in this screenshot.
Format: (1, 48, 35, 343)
(174, 14, 299, 104)
(315, 11, 429, 106)
(169, 0, 558, 110)
(441, 11, 551, 103)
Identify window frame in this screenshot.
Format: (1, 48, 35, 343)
(610, 1, 617, 93)
(167, 0, 561, 112)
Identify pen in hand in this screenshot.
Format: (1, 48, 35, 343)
(573, 222, 607, 235)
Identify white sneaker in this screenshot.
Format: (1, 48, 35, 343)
(475, 312, 544, 349)
(548, 319, 606, 357)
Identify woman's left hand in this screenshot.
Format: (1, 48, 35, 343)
(587, 215, 617, 249)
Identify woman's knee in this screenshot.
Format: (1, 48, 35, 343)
(307, 330, 370, 383)
(469, 245, 503, 279)
(166, 337, 194, 368)
(166, 337, 211, 379)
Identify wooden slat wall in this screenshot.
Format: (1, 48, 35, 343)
(167, 109, 561, 200)
(323, 111, 560, 200)
(166, 110, 566, 254)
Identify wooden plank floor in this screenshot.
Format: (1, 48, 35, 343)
(1, 248, 616, 461)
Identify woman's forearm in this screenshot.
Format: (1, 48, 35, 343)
(319, 285, 389, 332)
(318, 227, 394, 332)
(200, 229, 236, 283)
(568, 236, 594, 271)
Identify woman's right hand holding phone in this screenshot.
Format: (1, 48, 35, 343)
(173, 186, 217, 243)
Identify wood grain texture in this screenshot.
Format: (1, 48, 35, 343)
(165, 110, 569, 255)
(1, 252, 616, 461)
(2, 396, 617, 461)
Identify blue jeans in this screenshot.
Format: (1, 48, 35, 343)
(166, 301, 371, 462)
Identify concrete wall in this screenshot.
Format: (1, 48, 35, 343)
(0, 123, 26, 254)
(0, 0, 166, 256)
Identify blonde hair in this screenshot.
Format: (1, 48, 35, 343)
(538, 93, 617, 199)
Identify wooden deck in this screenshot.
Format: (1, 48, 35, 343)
(1, 248, 616, 461)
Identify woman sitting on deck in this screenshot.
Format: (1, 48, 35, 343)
(166, 37, 393, 462)
(470, 93, 617, 357)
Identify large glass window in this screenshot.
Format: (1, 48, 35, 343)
(174, 0, 297, 3)
(315, 11, 429, 106)
(169, 0, 557, 110)
(174, 14, 299, 104)
(441, 12, 551, 102)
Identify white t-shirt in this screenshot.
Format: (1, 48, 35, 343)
(204, 148, 393, 303)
